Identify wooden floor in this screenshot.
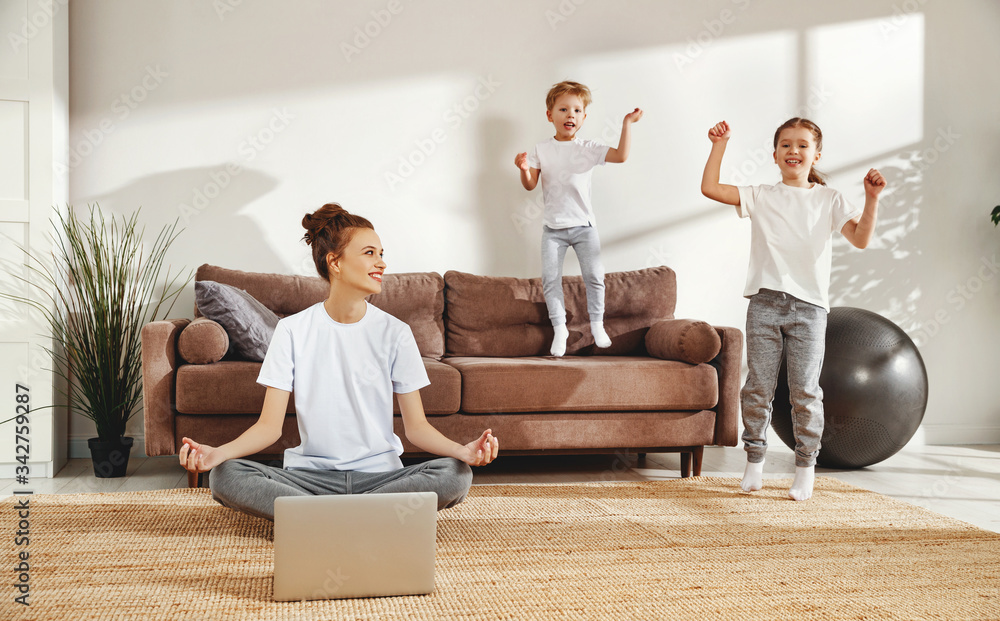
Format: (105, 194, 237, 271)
(3, 443, 998, 533)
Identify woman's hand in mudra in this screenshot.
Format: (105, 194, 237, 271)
(178, 437, 226, 473)
(461, 429, 499, 466)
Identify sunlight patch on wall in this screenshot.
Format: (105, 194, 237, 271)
(557, 31, 801, 240)
(806, 14, 924, 169)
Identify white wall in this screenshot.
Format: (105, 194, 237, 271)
(0, 0, 69, 476)
(67, 0, 1000, 446)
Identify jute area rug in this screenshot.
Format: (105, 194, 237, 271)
(2, 477, 998, 621)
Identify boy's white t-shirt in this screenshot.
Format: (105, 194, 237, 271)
(737, 182, 861, 311)
(256, 301, 430, 473)
(526, 137, 609, 229)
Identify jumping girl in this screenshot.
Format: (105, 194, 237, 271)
(701, 118, 884, 501)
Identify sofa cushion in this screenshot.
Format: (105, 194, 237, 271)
(195, 264, 445, 359)
(444, 267, 676, 357)
(444, 356, 718, 414)
(195, 281, 280, 362)
(393, 411, 718, 453)
(175, 358, 460, 416)
(177, 318, 229, 364)
(645, 319, 722, 364)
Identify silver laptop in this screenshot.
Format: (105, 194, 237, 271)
(273, 492, 437, 601)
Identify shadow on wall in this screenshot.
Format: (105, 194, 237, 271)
(77, 165, 280, 318)
(829, 155, 923, 333)
(475, 115, 536, 277)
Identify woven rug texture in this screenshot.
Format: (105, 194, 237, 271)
(1, 476, 998, 620)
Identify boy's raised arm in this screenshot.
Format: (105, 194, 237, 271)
(515, 152, 539, 191)
(606, 108, 643, 164)
(701, 120, 741, 207)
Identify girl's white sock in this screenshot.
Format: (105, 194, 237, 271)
(789, 465, 815, 501)
(741, 459, 764, 492)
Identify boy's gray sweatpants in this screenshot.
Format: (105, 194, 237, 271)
(209, 457, 472, 521)
(741, 289, 827, 468)
(541, 224, 605, 325)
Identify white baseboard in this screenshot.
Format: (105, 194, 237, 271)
(921, 425, 1000, 445)
(0, 461, 57, 479)
(1, 435, 149, 478)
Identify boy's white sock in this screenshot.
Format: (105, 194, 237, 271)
(550, 324, 569, 357)
(789, 465, 815, 501)
(591, 322, 611, 348)
(741, 459, 764, 492)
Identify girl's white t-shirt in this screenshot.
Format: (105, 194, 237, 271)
(256, 301, 430, 472)
(737, 182, 861, 311)
(526, 137, 609, 229)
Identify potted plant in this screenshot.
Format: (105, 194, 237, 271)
(992, 206, 999, 227)
(2, 205, 189, 477)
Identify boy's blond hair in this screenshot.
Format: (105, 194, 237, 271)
(545, 81, 592, 111)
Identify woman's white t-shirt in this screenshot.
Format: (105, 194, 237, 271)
(256, 301, 430, 472)
(736, 182, 861, 311)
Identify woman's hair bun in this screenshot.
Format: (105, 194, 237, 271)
(302, 202, 346, 246)
(301, 203, 374, 280)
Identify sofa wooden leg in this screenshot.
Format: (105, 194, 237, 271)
(692, 446, 704, 477)
(187, 470, 201, 489)
(680, 452, 692, 478)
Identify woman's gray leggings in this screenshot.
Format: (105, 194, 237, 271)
(209, 457, 473, 521)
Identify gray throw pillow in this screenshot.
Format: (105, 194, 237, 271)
(194, 280, 280, 362)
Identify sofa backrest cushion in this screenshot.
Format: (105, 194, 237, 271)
(194, 265, 446, 359)
(444, 267, 677, 357)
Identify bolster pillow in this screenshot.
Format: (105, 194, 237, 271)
(177, 318, 230, 365)
(645, 319, 722, 365)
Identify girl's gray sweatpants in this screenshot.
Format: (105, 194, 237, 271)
(741, 289, 828, 468)
(209, 457, 472, 521)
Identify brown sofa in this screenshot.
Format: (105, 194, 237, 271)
(142, 264, 743, 486)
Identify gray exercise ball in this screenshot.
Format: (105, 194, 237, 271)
(770, 307, 928, 469)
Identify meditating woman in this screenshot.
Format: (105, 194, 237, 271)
(179, 202, 499, 520)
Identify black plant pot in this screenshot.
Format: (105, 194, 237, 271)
(88, 436, 134, 478)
